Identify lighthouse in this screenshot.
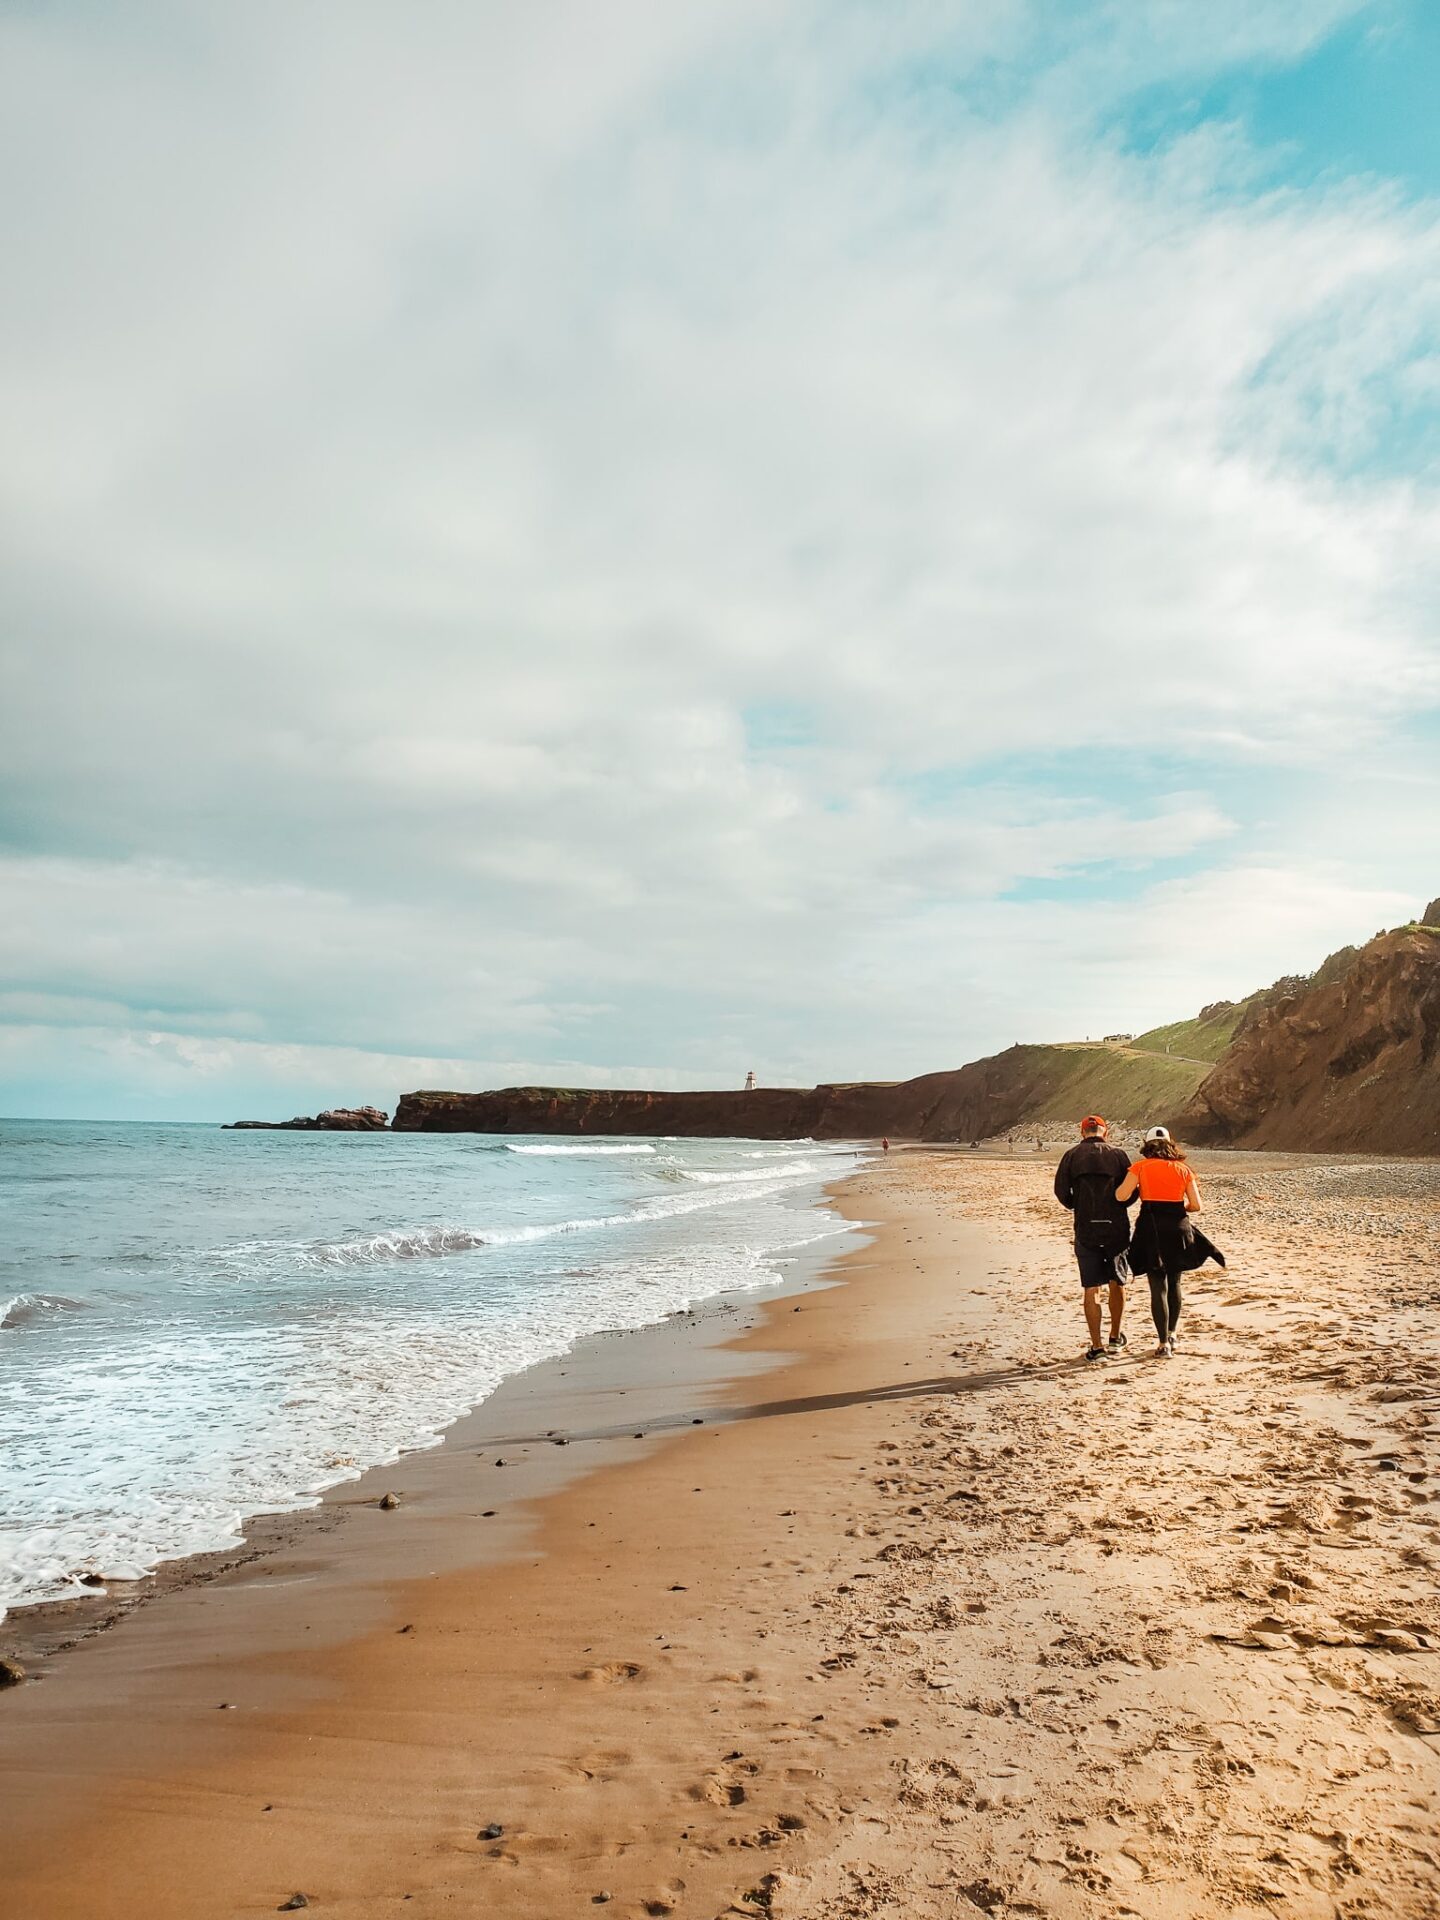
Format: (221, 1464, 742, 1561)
(744, 1070, 756, 1091)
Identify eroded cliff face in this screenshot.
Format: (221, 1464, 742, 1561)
(241, 918, 1440, 1153)
(388, 1086, 896, 1138)
(1179, 928, 1440, 1153)
(387, 1053, 1199, 1143)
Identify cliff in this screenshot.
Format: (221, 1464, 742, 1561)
(1177, 926, 1440, 1153)
(240, 905, 1440, 1156)
(389, 1047, 1209, 1143)
(390, 1085, 883, 1139)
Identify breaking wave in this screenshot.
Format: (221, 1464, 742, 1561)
(505, 1143, 657, 1156)
(2, 1292, 88, 1330)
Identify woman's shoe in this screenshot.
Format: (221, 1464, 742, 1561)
(1085, 1346, 1107, 1362)
(1154, 1342, 1170, 1358)
(1107, 1331, 1127, 1351)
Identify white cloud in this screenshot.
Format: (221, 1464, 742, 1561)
(1, 2, 1437, 1115)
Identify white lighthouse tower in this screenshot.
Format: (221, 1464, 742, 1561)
(744, 1070, 757, 1091)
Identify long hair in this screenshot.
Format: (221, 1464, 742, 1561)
(1141, 1136, 1185, 1161)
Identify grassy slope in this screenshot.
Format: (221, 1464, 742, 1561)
(1009, 1046, 1210, 1122)
(1130, 1004, 1249, 1064)
(916, 1042, 1212, 1140)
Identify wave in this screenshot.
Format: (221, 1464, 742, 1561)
(297, 1164, 834, 1270)
(679, 1161, 818, 1186)
(2, 1292, 88, 1331)
(505, 1143, 657, 1157)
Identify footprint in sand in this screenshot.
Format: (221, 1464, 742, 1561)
(577, 1661, 645, 1685)
(694, 1756, 761, 1807)
(561, 1748, 633, 1784)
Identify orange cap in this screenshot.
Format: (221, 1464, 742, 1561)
(1079, 1115, 1107, 1134)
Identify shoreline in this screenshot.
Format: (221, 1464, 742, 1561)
(3, 1147, 1437, 1918)
(1, 1189, 864, 1675)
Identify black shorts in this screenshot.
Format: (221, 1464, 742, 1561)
(1075, 1241, 1127, 1289)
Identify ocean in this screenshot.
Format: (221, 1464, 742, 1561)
(0, 1119, 866, 1620)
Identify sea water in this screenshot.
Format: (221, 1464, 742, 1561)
(0, 1120, 865, 1619)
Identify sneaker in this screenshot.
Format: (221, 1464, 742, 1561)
(1085, 1346, 1107, 1362)
(1107, 1331, 1127, 1351)
(1154, 1342, 1170, 1358)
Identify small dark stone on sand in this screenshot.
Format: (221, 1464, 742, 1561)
(482, 1510, 497, 1518)
(634, 1432, 645, 1439)
(218, 1701, 236, 1710)
(398, 1623, 415, 1634)
(670, 1584, 687, 1591)
(79, 1572, 106, 1587)
(278, 1898, 309, 1913)
(592, 1896, 612, 1906)
(0, 1657, 25, 1688)
(479, 1823, 504, 1840)
(1377, 1459, 1400, 1472)
(379, 1492, 400, 1510)
(692, 1418, 703, 1425)
(554, 1437, 568, 1446)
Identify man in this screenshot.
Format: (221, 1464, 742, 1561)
(1053, 1115, 1135, 1361)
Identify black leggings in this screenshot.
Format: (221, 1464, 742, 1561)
(1149, 1268, 1182, 1343)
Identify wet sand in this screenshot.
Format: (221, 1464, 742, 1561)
(2, 1149, 1438, 1918)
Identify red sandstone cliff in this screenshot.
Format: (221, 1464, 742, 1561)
(1178, 927, 1440, 1153)
(388, 1085, 904, 1139)
(238, 914, 1440, 1156)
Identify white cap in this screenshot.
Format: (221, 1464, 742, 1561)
(1144, 1125, 1171, 1142)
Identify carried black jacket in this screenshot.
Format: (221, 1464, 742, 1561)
(1127, 1201, 1227, 1280)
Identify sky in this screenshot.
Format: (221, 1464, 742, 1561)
(2, 0, 1438, 1122)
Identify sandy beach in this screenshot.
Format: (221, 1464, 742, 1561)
(3, 1147, 1438, 1919)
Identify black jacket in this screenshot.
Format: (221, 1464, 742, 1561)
(1127, 1201, 1227, 1280)
(1054, 1139, 1134, 1250)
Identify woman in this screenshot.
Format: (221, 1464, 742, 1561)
(1116, 1127, 1201, 1358)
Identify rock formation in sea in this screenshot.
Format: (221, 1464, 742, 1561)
(224, 1107, 389, 1131)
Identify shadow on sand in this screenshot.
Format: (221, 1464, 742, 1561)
(472, 1352, 1117, 1453)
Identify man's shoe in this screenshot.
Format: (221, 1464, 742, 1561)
(1107, 1331, 1127, 1351)
(1084, 1346, 1107, 1362)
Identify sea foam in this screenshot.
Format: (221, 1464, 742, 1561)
(0, 1122, 864, 1618)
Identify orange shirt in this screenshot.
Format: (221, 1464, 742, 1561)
(1132, 1157, 1192, 1203)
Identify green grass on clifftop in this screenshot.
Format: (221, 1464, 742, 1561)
(988, 1044, 1211, 1128)
(1130, 1004, 1249, 1064)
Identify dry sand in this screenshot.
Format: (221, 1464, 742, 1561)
(2, 1148, 1438, 1918)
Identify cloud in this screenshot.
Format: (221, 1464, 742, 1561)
(1, 2, 1437, 1115)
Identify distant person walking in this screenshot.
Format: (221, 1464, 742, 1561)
(1053, 1116, 1134, 1362)
(1115, 1127, 1221, 1358)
